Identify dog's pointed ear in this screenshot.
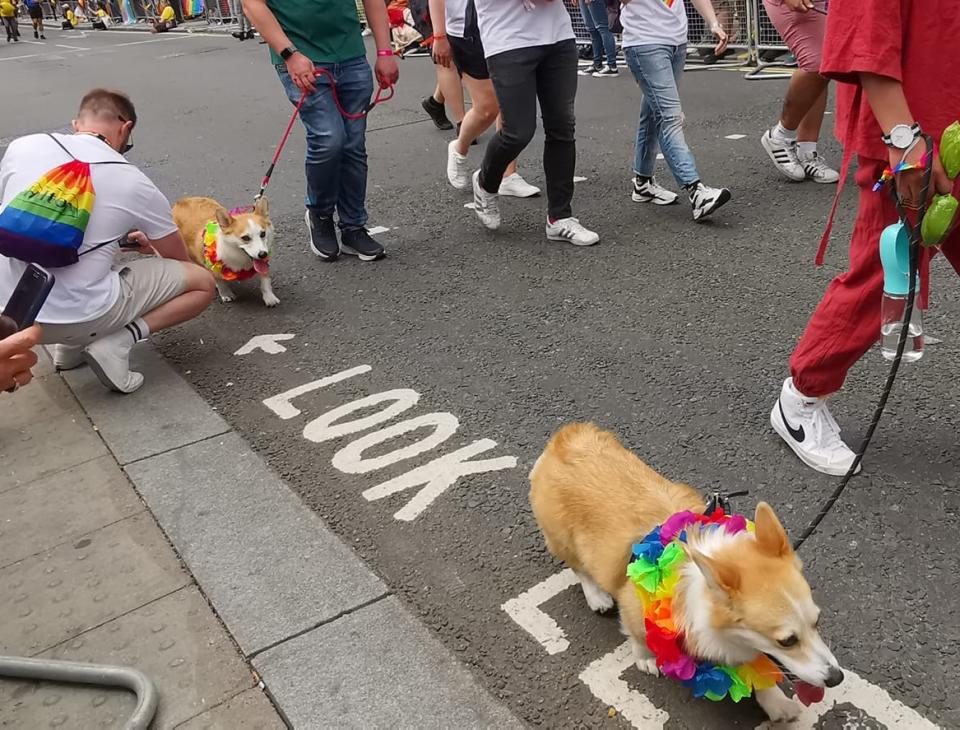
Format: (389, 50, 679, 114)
(254, 196, 269, 217)
(215, 207, 233, 229)
(754, 502, 792, 558)
(686, 546, 740, 595)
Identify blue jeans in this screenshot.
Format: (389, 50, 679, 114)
(277, 56, 373, 228)
(625, 44, 699, 187)
(578, 0, 617, 69)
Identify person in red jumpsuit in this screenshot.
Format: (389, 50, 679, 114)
(770, 0, 960, 475)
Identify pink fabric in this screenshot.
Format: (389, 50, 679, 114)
(761, 0, 825, 74)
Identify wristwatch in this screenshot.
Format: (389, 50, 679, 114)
(882, 123, 921, 150)
(280, 46, 297, 61)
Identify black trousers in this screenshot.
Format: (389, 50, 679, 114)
(480, 39, 578, 221)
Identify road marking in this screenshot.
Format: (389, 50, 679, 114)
(262, 364, 371, 419)
(464, 203, 476, 209)
(725, 134, 747, 140)
(303, 389, 420, 443)
(927, 335, 943, 344)
(580, 642, 670, 729)
(234, 333, 295, 355)
(333, 412, 460, 474)
(362, 438, 517, 521)
(55, 44, 88, 50)
(113, 38, 180, 47)
(0, 53, 40, 61)
(573, 176, 588, 183)
(501, 568, 580, 655)
(367, 225, 391, 235)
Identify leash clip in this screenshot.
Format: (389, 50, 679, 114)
(704, 490, 749, 516)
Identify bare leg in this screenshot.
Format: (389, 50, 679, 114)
(436, 63, 465, 124)
(142, 262, 217, 330)
(456, 75, 519, 176)
(779, 70, 829, 131)
(796, 85, 828, 143)
(433, 83, 444, 105)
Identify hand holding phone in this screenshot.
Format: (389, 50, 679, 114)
(1, 264, 55, 336)
(0, 325, 41, 393)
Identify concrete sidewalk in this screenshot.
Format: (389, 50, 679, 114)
(0, 346, 518, 729)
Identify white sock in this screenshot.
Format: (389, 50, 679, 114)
(772, 121, 797, 145)
(797, 141, 817, 159)
(125, 317, 150, 345)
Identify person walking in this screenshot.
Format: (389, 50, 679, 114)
(769, 0, 960, 475)
(759, 0, 839, 184)
(577, 0, 618, 78)
(471, 0, 599, 246)
(27, 0, 45, 38)
(1, 0, 19, 42)
(229, 0, 253, 39)
(431, 0, 539, 198)
(620, 0, 732, 220)
(242, 0, 399, 261)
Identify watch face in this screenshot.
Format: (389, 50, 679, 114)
(890, 126, 915, 149)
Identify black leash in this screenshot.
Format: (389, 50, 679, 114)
(790, 136, 934, 551)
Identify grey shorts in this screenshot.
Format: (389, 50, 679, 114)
(41, 258, 187, 347)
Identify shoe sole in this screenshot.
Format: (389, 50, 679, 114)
(692, 189, 732, 220)
(83, 350, 143, 394)
(769, 403, 861, 477)
(304, 210, 340, 261)
(546, 232, 599, 246)
(807, 174, 841, 185)
(632, 191, 679, 206)
(592, 73, 619, 78)
(499, 187, 541, 198)
(340, 243, 385, 261)
(760, 134, 806, 182)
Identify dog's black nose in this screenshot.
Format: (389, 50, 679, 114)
(825, 666, 844, 688)
(257, 251, 269, 259)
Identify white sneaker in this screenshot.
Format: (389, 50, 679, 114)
(498, 173, 541, 198)
(472, 170, 500, 230)
(592, 67, 619, 78)
(632, 176, 678, 205)
(578, 64, 601, 76)
(770, 378, 861, 476)
(52, 344, 85, 371)
(800, 152, 840, 184)
(83, 329, 144, 394)
(761, 129, 806, 182)
(688, 181, 731, 221)
(447, 139, 470, 190)
(545, 217, 600, 246)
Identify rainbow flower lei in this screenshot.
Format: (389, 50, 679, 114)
(627, 508, 783, 702)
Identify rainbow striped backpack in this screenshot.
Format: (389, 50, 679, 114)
(0, 134, 127, 268)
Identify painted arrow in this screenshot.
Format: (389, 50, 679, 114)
(234, 333, 296, 356)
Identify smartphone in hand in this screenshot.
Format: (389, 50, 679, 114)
(0, 264, 55, 339)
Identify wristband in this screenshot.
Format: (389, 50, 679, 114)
(377, 49, 394, 57)
(433, 33, 447, 41)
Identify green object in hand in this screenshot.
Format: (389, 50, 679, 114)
(921, 193, 959, 247)
(940, 121, 960, 180)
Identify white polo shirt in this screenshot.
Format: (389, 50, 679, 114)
(620, 0, 689, 48)
(474, 0, 575, 59)
(0, 133, 178, 324)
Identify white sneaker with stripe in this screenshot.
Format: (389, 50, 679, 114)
(800, 152, 840, 184)
(545, 217, 599, 246)
(761, 129, 806, 182)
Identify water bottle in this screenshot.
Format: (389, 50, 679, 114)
(879, 223, 923, 362)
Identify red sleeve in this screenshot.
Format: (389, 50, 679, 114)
(820, 0, 903, 84)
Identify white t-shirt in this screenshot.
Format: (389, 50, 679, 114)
(621, 0, 689, 48)
(444, 0, 468, 38)
(0, 133, 178, 324)
(474, 0, 574, 59)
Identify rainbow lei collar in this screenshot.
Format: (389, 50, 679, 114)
(627, 508, 783, 702)
(202, 221, 258, 282)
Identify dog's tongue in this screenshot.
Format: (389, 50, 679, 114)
(794, 681, 825, 706)
(253, 259, 270, 275)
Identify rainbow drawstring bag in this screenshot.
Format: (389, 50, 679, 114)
(0, 134, 127, 268)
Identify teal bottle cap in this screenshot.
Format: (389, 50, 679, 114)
(879, 222, 918, 296)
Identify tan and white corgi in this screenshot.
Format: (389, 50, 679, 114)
(173, 196, 278, 307)
(529, 422, 844, 722)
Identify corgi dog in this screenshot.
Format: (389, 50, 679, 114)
(529, 422, 844, 722)
(173, 196, 279, 307)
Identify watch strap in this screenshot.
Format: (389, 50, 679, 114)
(280, 46, 297, 61)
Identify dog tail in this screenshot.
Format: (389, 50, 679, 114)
(547, 422, 618, 465)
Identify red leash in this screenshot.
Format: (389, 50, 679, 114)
(252, 69, 395, 203)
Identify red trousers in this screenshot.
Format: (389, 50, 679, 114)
(790, 155, 960, 397)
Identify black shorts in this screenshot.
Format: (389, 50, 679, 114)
(28, 4, 44, 19)
(449, 34, 489, 80)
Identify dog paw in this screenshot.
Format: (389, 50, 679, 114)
(757, 689, 802, 723)
(579, 575, 614, 613)
(262, 294, 280, 307)
(635, 657, 660, 676)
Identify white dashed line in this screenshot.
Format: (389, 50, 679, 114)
(573, 176, 588, 183)
(725, 134, 747, 140)
(367, 225, 391, 235)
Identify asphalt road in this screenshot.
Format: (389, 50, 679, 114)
(4, 26, 960, 729)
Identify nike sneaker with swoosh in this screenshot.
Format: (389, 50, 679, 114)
(770, 378, 861, 476)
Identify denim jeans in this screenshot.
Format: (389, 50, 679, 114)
(482, 40, 578, 221)
(625, 44, 699, 187)
(277, 56, 373, 228)
(578, 0, 617, 69)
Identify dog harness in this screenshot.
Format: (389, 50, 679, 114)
(626, 508, 784, 702)
(202, 221, 259, 282)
